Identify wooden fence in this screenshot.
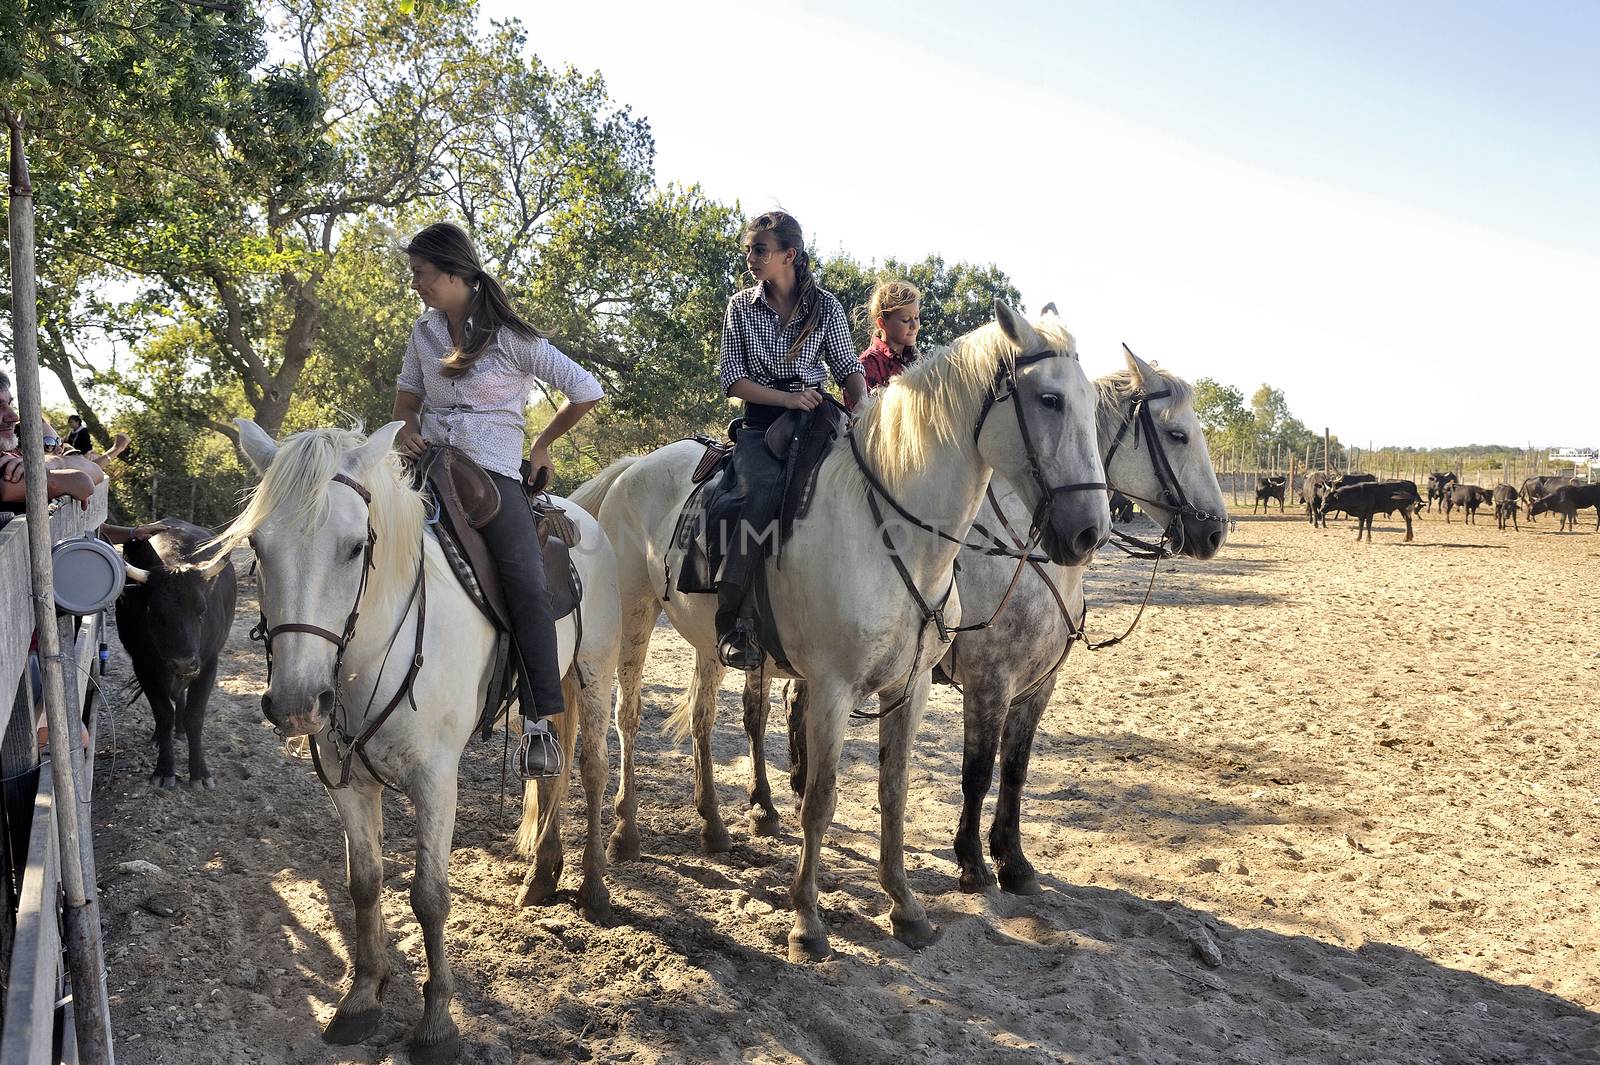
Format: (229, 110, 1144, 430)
(0, 483, 110, 1064)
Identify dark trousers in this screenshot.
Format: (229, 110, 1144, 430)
(479, 471, 565, 719)
(713, 425, 786, 635)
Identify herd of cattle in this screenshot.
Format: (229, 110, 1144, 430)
(1249, 471, 1599, 541)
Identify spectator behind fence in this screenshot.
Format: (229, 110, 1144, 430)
(64, 414, 92, 454)
(0, 370, 95, 512)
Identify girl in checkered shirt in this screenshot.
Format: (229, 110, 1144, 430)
(712, 210, 867, 669)
(850, 279, 922, 410)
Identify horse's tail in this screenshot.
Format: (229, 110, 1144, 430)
(664, 689, 694, 745)
(514, 669, 583, 858)
(569, 456, 641, 517)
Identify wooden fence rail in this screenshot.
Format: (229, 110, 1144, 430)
(0, 483, 110, 1064)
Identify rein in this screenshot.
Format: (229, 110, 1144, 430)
(249, 472, 428, 792)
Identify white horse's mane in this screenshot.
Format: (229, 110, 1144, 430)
(1094, 366, 1195, 445)
(844, 315, 1077, 492)
(216, 427, 427, 617)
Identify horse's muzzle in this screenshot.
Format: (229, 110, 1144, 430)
(261, 688, 334, 738)
(1040, 495, 1111, 567)
(1177, 515, 1228, 560)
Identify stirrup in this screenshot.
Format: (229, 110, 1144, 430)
(518, 718, 564, 780)
(717, 622, 763, 672)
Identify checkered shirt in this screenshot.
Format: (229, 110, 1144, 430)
(718, 284, 864, 394)
(396, 309, 604, 479)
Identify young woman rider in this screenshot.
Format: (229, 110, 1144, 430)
(714, 210, 867, 668)
(393, 222, 604, 778)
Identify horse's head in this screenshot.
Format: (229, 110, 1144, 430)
(228, 418, 416, 738)
(1097, 348, 1229, 560)
(978, 301, 1110, 566)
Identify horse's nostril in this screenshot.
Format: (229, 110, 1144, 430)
(316, 689, 335, 717)
(1206, 529, 1225, 552)
(1072, 526, 1100, 558)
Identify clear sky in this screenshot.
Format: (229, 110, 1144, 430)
(480, 0, 1598, 449)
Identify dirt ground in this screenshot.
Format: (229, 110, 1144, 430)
(91, 502, 1600, 1064)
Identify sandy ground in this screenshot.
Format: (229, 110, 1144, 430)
(90, 503, 1600, 1064)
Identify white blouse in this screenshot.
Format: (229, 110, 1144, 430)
(396, 309, 604, 479)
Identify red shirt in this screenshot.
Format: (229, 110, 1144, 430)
(850, 337, 919, 410)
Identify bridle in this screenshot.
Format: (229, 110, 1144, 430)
(942, 353, 1230, 699)
(1098, 346, 1229, 560)
(249, 472, 428, 791)
(848, 344, 1107, 718)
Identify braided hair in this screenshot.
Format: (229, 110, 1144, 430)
(404, 222, 545, 378)
(745, 210, 822, 359)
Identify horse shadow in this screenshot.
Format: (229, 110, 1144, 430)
(460, 819, 1599, 1065)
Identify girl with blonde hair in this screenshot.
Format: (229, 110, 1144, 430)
(850, 279, 921, 409)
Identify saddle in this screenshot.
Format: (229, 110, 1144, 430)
(414, 445, 584, 736)
(671, 400, 851, 673)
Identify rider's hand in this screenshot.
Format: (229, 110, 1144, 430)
(785, 389, 824, 411)
(0, 454, 22, 483)
(526, 445, 555, 489)
(397, 426, 428, 458)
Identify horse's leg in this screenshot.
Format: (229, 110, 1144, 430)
(789, 679, 848, 962)
(181, 660, 219, 789)
(323, 779, 390, 1045)
(515, 673, 580, 910)
(786, 679, 809, 801)
(878, 673, 938, 948)
(954, 675, 1007, 893)
(992, 675, 1059, 896)
(741, 665, 781, 835)
(573, 670, 613, 921)
(607, 593, 659, 864)
(688, 650, 732, 854)
(407, 767, 462, 1065)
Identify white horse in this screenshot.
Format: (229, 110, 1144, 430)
(223, 420, 620, 1065)
(770, 349, 1229, 895)
(571, 302, 1110, 962)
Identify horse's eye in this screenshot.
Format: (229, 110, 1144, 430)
(348, 542, 366, 561)
(1167, 430, 1189, 444)
(1039, 393, 1064, 411)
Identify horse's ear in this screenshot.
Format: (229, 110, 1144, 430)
(1122, 343, 1164, 394)
(354, 421, 405, 471)
(235, 419, 278, 476)
(995, 299, 1042, 352)
(1040, 302, 1059, 318)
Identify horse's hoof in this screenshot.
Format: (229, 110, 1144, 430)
(891, 915, 940, 950)
(407, 1034, 462, 1065)
(957, 868, 997, 894)
(187, 774, 216, 790)
(701, 825, 732, 855)
(749, 808, 781, 837)
(607, 830, 640, 863)
(579, 882, 612, 926)
(999, 869, 1043, 896)
(151, 772, 177, 788)
(787, 931, 833, 963)
(516, 876, 558, 909)
(323, 1002, 384, 1045)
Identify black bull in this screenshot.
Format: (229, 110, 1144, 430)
(1530, 483, 1600, 531)
(115, 519, 238, 788)
(1322, 481, 1423, 542)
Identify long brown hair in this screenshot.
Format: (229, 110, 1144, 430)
(745, 210, 822, 359)
(405, 222, 544, 378)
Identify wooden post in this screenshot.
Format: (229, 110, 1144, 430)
(6, 108, 115, 1065)
(1323, 427, 1330, 473)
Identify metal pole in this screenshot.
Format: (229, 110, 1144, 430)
(7, 109, 115, 1065)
